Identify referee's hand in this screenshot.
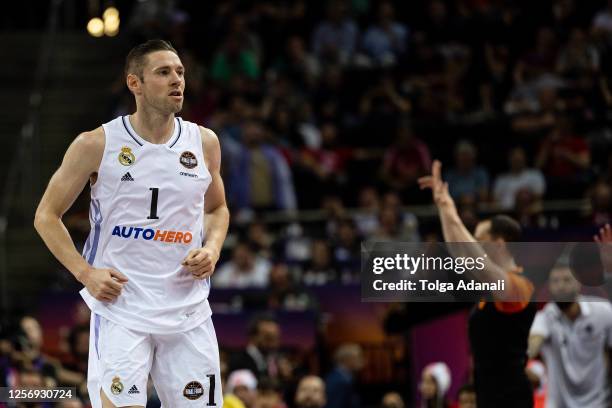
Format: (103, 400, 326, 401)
(79, 267, 128, 302)
(418, 160, 452, 207)
(182, 247, 219, 280)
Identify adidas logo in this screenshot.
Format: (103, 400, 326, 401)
(121, 172, 134, 181)
(128, 385, 140, 394)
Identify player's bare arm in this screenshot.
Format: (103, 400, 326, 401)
(34, 127, 128, 301)
(418, 160, 512, 288)
(527, 334, 545, 359)
(182, 127, 230, 280)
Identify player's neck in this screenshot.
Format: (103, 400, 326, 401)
(130, 110, 175, 144)
(561, 302, 580, 321)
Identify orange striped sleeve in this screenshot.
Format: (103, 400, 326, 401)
(493, 273, 534, 313)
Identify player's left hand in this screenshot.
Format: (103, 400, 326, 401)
(181, 246, 220, 280)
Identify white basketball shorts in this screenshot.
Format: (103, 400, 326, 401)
(87, 313, 223, 407)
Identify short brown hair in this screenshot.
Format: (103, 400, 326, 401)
(489, 215, 522, 242)
(125, 39, 178, 80)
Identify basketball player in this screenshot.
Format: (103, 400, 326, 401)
(34, 40, 229, 407)
(419, 160, 536, 407)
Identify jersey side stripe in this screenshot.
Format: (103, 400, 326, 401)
(87, 199, 103, 264)
(94, 313, 101, 359)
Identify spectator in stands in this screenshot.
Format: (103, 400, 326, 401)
(444, 140, 489, 203)
(381, 391, 405, 408)
(493, 146, 546, 210)
(380, 121, 431, 202)
(535, 116, 591, 197)
(247, 219, 274, 260)
(273, 36, 321, 88)
(514, 27, 558, 86)
(588, 180, 612, 227)
(311, 0, 358, 65)
(592, 0, 612, 41)
(0, 329, 10, 387)
(303, 240, 337, 286)
(455, 384, 476, 408)
(227, 121, 297, 212)
(230, 316, 282, 382)
(295, 375, 326, 408)
(509, 82, 563, 134)
(369, 197, 420, 243)
(354, 186, 381, 237)
(325, 343, 365, 408)
(211, 33, 260, 86)
(226, 369, 259, 408)
(528, 264, 612, 408)
(58, 400, 85, 408)
(556, 28, 600, 87)
(360, 1, 408, 66)
(313, 66, 350, 122)
(267, 262, 316, 311)
(11, 316, 57, 387)
(359, 76, 412, 125)
(419, 362, 451, 408)
(514, 187, 547, 228)
(297, 122, 353, 201)
(65, 324, 88, 377)
(331, 218, 361, 282)
(214, 242, 271, 288)
(227, 14, 263, 67)
(254, 379, 285, 408)
(15, 366, 45, 408)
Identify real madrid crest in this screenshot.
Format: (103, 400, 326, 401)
(118, 146, 136, 166)
(111, 376, 124, 395)
(180, 151, 198, 169)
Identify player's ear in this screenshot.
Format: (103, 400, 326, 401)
(126, 73, 142, 95)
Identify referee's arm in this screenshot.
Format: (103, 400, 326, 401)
(419, 161, 514, 287)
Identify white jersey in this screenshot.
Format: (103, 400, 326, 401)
(80, 115, 212, 334)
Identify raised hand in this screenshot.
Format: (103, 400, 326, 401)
(418, 160, 453, 207)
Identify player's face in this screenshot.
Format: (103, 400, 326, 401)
(140, 51, 185, 114)
(549, 266, 580, 303)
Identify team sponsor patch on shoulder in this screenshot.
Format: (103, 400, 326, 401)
(180, 151, 197, 169)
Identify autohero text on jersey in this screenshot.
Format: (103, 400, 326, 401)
(112, 225, 193, 244)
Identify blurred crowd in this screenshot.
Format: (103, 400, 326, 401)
(108, 0, 612, 225)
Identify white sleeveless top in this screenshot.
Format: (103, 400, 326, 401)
(80, 115, 213, 333)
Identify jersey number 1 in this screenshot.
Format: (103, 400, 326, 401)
(147, 187, 159, 219)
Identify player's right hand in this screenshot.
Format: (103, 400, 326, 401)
(418, 160, 452, 207)
(79, 267, 128, 302)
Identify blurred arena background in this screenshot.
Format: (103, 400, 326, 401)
(1, 0, 612, 407)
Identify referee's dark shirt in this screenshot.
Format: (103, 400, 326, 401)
(468, 273, 536, 408)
